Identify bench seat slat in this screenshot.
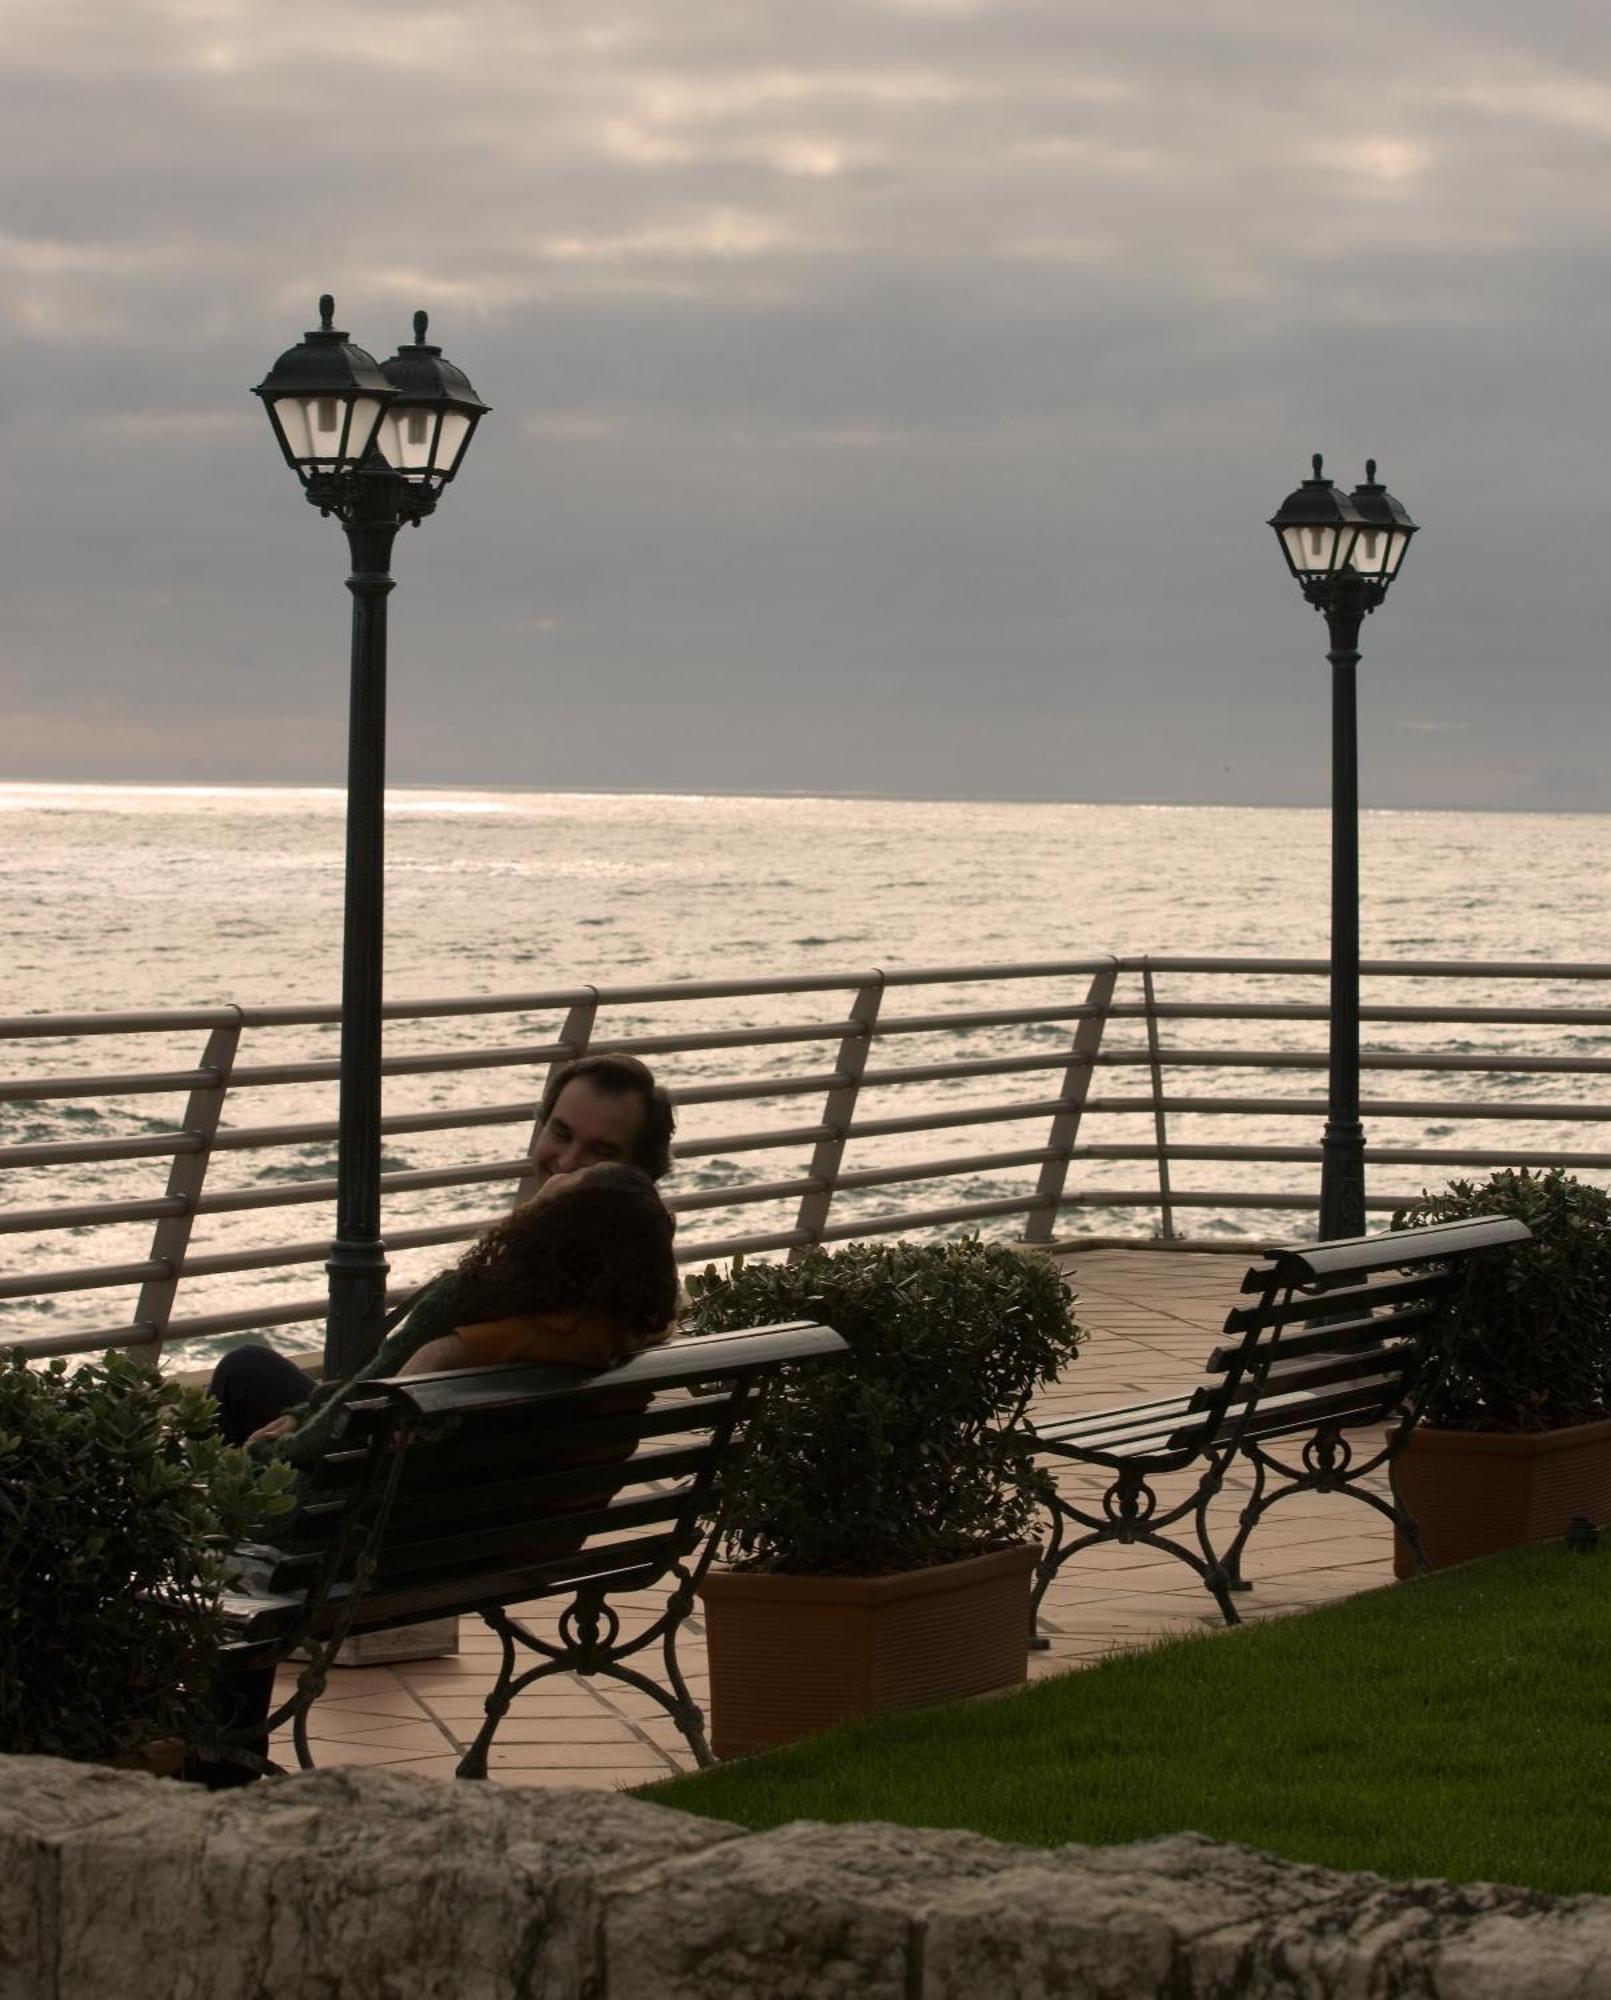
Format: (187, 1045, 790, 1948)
(1035, 1393, 1197, 1444)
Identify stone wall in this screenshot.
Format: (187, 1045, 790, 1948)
(4, 1756, 1610, 1997)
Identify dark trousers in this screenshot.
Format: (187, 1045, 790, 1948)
(208, 1343, 318, 1446)
(191, 1344, 317, 1785)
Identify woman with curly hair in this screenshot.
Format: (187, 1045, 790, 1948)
(209, 1162, 678, 1460)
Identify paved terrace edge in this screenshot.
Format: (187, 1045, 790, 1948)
(4, 1757, 1609, 1998)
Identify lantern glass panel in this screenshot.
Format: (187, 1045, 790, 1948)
(435, 409, 474, 476)
(1283, 522, 1350, 576)
(1348, 525, 1388, 577)
(273, 392, 383, 469)
(1382, 528, 1412, 576)
(376, 404, 440, 476)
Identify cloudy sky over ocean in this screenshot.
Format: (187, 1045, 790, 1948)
(1, 0, 1606, 809)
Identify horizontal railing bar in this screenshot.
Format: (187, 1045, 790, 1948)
(0, 1070, 218, 1103)
(1, 1324, 163, 1359)
(1117, 957, 1611, 980)
(196, 1160, 532, 1216)
(0, 1133, 202, 1169)
(1056, 1188, 1413, 1211)
(0, 1009, 251, 1039)
(1084, 1094, 1611, 1122)
(674, 1123, 830, 1158)
(884, 1000, 1611, 1033)
(1097, 1048, 1611, 1076)
(210, 1102, 538, 1152)
(668, 1178, 818, 1215)
(221, 1044, 566, 1089)
(1074, 1144, 1611, 1169)
(859, 1052, 1083, 1088)
(875, 1005, 1098, 1035)
(0, 960, 1131, 1043)
(11, 954, 1611, 1046)
(0, 1197, 187, 1235)
(18, 1025, 1611, 1113)
(848, 1098, 1068, 1139)
(668, 1072, 845, 1105)
(0, 1259, 165, 1300)
(673, 1228, 811, 1262)
(816, 1194, 1046, 1242)
(834, 1146, 1055, 1191)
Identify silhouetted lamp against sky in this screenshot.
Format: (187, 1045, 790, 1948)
(253, 297, 489, 1375)
(1268, 455, 1419, 1243)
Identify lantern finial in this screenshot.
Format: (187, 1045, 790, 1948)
(319, 294, 335, 331)
(413, 310, 429, 345)
(1364, 458, 1378, 485)
(1311, 452, 1324, 480)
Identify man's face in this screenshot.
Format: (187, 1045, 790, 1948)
(532, 1077, 647, 1185)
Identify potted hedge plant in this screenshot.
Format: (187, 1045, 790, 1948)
(1391, 1166, 1611, 1575)
(0, 1351, 292, 1769)
(683, 1236, 1083, 1758)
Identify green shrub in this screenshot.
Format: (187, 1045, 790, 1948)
(683, 1238, 1083, 1576)
(1393, 1167, 1611, 1433)
(0, 1352, 294, 1761)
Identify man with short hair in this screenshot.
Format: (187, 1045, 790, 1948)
(530, 1053, 676, 1185)
(209, 1053, 676, 1446)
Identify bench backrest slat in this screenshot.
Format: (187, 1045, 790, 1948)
(1239, 1215, 1531, 1292)
(1219, 1271, 1460, 1339)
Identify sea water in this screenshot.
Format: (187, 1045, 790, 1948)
(3, 782, 1608, 1359)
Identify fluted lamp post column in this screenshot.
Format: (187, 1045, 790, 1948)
(1268, 455, 1418, 1242)
(253, 298, 489, 1374)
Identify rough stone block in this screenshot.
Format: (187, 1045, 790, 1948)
(601, 1817, 1037, 1999)
(924, 1831, 1358, 1997)
(1, 1760, 737, 2000)
(0, 1758, 177, 2000)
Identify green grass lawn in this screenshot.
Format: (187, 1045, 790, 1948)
(642, 1542, 1611, 1895)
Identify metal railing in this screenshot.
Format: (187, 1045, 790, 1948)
(3, 953, 1609, 1365)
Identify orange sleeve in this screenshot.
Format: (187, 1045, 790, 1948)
(453, 1309, 625, 1368)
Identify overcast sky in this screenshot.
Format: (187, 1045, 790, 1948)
(2, 0, 1607, 808)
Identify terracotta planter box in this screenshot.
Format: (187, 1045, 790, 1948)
(697, 1542, 1038, 1760)
(1393, 1415, 1611, 1578)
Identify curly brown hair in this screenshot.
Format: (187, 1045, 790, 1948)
(449, 1163, 678, 1344)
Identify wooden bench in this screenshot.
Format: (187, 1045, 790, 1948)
(1028, 1216, 1530, 1629)
(214, 1320, 848, 1776)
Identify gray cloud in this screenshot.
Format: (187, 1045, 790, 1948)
(0, 0, 1608, 805)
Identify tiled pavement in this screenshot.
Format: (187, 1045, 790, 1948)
(270, 1249, 1396, 1787)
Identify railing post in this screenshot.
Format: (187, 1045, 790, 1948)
(1142, 960, 1177, 1242)
(131, 1014, 243, 1367)
(1024, 961, 1117, 1246)
(789, 975, 885, 1261)
(513, 993, 598, 1206)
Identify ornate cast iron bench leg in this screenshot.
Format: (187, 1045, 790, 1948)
(458, 1580, 714, 1779)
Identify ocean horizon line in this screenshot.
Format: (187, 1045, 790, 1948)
(0, 776, 1604, 821)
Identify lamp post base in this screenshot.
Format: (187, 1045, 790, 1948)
(325, 1237, 391, 1380)
(1318, 1124, 1367, 1242)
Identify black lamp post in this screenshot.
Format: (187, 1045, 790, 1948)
(254, 297, 488, 1374)
(1268, 454, 1417, 1242)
